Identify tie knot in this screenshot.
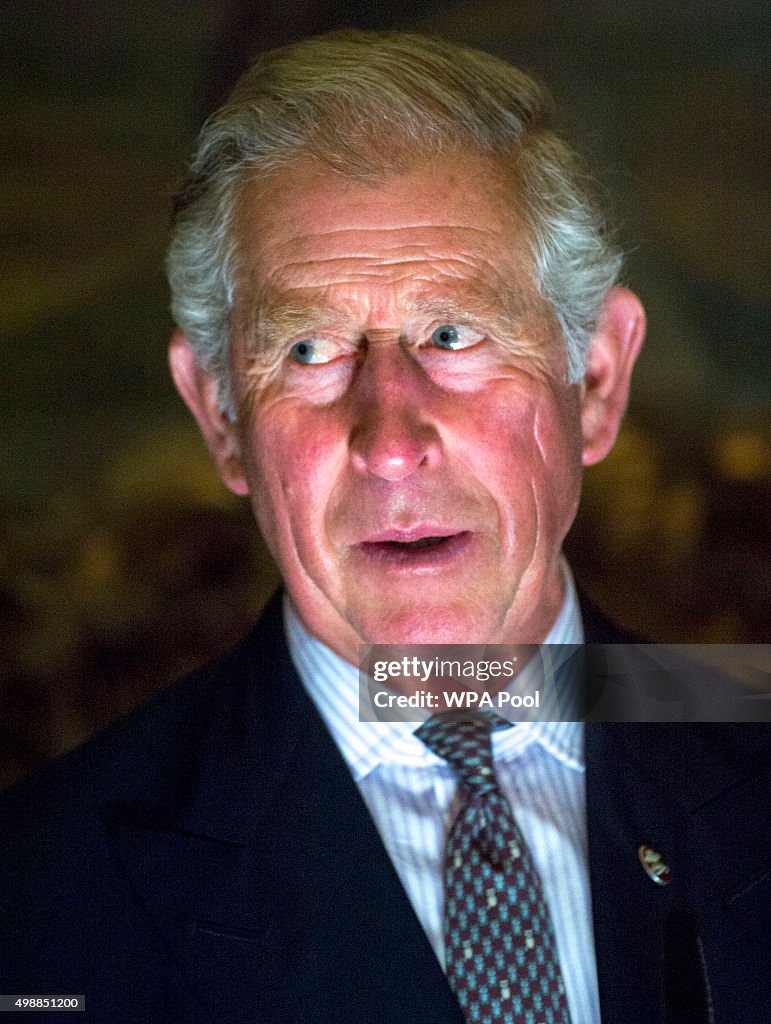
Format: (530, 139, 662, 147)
(415, 714, 510, 792)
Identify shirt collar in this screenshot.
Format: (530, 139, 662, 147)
(285, 557, 584, 781)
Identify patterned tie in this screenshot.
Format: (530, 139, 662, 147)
(416, 714, 571, 1024)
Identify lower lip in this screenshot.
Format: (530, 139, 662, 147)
(356, 531, 473, 570)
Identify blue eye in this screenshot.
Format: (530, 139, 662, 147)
(429, 324, 482, 351)
(431, 325, 460, 349)
(289, 340, 315, 363)
(289, 339, 339, 364)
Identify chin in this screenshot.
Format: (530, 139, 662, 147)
(355, 601, 502, 647)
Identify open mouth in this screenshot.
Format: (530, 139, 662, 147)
(381, 535, 449, 550)
(358, 531, 472, 565)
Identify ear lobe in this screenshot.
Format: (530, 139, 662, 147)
(168, 330, 250, 496)
(580, 287, 646, 466)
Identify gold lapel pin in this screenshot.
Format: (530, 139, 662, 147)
(638, 844, 672, 885)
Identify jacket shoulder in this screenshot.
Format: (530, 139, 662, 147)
(0, 592, 288, 835)
(579, 590, 643, 643)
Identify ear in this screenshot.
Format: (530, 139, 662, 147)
(580, 287, 646, 466)
(168, 330, 250, 496)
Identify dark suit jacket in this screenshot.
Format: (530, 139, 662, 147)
(0, 594, 767, 1023)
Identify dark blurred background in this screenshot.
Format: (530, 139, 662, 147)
(2, 0, 769, 788)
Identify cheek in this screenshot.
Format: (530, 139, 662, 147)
(531, 396, 584, 522)
(246, 408, 344, 546)
(447, 385, 546, 483)
(451, 386, 582, 528)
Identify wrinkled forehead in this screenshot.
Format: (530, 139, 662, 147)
(229, 151, 541, 323)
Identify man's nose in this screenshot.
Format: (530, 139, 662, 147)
(348, 346, 443, 481)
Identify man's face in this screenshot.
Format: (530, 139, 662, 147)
(222, 152, 587, 662)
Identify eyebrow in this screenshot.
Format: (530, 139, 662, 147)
(238, 287, 530, 355)
(239, 301, 349, 354)
(405, 295, 525, 334)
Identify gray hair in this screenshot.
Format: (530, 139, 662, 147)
(167, 30, 622, 418)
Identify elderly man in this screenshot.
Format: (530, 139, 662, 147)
(1, 31, 766, 1024)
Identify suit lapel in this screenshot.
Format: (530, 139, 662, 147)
(585, 724, 684, 1023)
(587, 719, 769, 1024)
(112, 598, 463, 1024)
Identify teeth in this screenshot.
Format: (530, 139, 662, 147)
(396, 535, 446, 549)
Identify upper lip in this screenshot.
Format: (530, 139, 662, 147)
(359, 526, 467, 544)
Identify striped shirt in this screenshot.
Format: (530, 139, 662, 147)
(284, 563, 600, 1024)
